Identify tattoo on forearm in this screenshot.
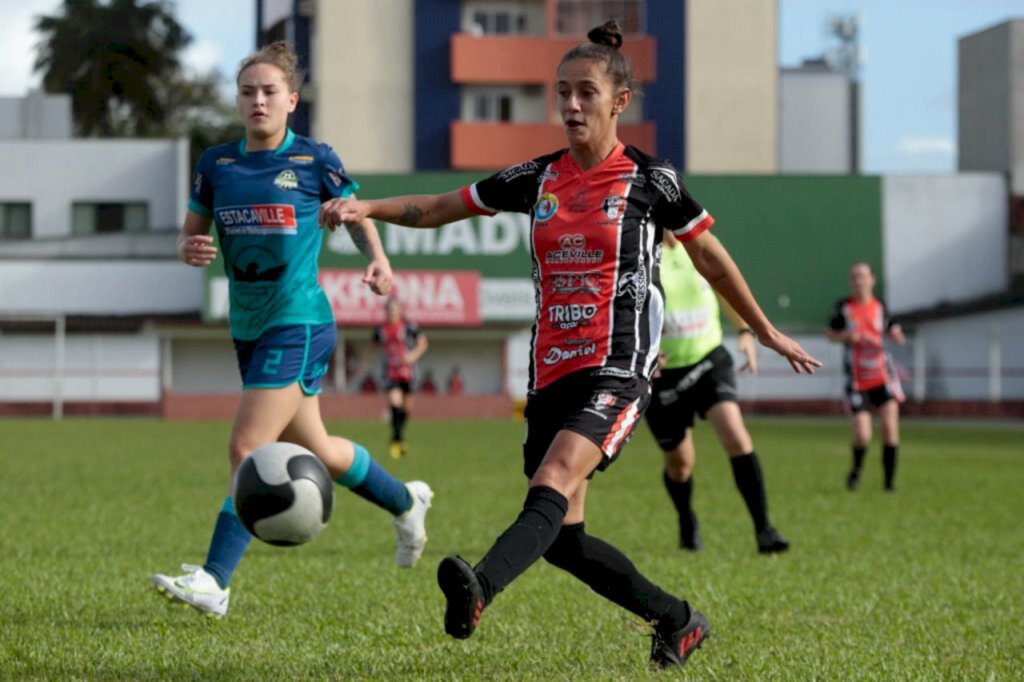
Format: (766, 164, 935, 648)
(399, 202, 425, 226)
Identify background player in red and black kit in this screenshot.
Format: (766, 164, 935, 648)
(323, 21, 820, 670)
(373, 298, 428, 458)
(828, 262, 906, 491)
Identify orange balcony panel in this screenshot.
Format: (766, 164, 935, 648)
(451, 35, 656, 85)
(451, 121, 657, 171)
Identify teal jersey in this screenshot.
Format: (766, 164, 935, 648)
(189, 128, 358, 340)
(659, 243, 723, 368)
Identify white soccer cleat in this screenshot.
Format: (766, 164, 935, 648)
(393, 481, 433, 568)
(152, 563, 230, 619)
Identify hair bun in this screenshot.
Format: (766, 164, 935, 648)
(587, 20, 623, 49)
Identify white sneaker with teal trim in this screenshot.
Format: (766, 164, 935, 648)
(152, 564, 230, 618)
(393, 481, 433, 568)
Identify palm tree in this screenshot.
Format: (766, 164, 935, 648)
(33, 0, 191, 137)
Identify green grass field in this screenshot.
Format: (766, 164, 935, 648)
(0, 416, 1021, 680)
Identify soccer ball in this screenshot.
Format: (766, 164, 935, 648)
(232, 442, 334, 547)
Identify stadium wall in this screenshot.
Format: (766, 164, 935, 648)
(882, 174, 1008, 313)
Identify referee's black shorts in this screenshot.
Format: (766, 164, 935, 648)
(523, 369, 651, 479)
(645, 345, 738, 451)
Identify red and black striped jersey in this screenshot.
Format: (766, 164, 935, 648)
(460, 143, 714, 393)
(830, 296, 897, 391)
(373, 318, 422, 383)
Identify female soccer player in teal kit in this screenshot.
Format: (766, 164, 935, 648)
(152, 42, 432, 618)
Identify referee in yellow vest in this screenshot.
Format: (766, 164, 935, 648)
(645, 231, 789, 553)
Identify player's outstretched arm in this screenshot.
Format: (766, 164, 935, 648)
(320, 191, 473, 230)
(717, 292, 758, 375)
(343, 213, 393, 296)
(684, 231, 821, 374)
(176, 211, 216, 267)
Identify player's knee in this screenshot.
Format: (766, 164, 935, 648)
(664, 452, 692, 481)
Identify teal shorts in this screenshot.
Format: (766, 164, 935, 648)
(233, 323, 336, 395)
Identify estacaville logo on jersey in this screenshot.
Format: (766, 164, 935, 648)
(216, 204, 298, 235)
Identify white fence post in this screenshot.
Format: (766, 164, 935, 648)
(989, 326, 1002, 403)
(912, 334, 926, 403)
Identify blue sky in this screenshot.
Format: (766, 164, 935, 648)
(1, 0, 1020, 174)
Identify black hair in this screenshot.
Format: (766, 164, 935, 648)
(558, 19, 637, 92)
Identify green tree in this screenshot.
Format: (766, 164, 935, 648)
(34, 0, 191, 137)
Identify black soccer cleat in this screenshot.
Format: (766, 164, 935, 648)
(680, 518, 702, 551)
(437, 555, 485, 640)
(650, 607, 711, 669)
(757, 528, 790, 554)
(846, 471, 860, 491)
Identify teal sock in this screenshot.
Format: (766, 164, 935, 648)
(335, 442, 412, 516)
(203, 496, 253, 589)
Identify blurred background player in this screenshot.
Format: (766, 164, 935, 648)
(151, 42, 432, 619)
(373, 297, 428, 458)
(645, 230, 789, 553)
(827, 261, 906, 492)
(321, 21, 820, 669)
(447, 366, 464, 395)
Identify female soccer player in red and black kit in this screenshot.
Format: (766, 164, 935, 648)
(373, 297, 428, 458)
(828, 261, 906, 491)
(322, 21, 820, 670)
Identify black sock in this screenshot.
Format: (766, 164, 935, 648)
(544, 522, 691, 630)
(730, 452, 771, 534)
(883, 444, 898, 489)
(851, 446, 866, 474)
(662, 471, 698, 540)
(390, 407, 407, 441)
(474, 486, 568, 606)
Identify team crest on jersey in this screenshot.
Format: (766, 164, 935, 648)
(534, 193, 559, 221)
(288, 155, 314, 164)
(602, 195, 625, 220)
(274, 169, 298, 190)
(216, 157, 236, 165)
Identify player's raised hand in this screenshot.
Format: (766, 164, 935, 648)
(178, 235, 217, 267)
(363, 258, 393, 296)
(319, 198, 371, 231)
(759, 328, 822, 374)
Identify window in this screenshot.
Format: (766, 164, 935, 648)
(471, 93, 514, 122)
(468, 8, 528, 35)
(72, 202, 148, 235)
(0, 203, 31, 239)
(556, 0, 646, 35)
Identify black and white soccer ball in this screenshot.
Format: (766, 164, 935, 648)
(232, 442, 334, 547)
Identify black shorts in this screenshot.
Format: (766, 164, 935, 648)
(645, 345, 738, 451)
(847, 384, 895, 413)
(384, 380, 413, 394)
(523, 370, 651, 479)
